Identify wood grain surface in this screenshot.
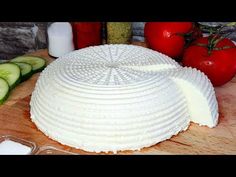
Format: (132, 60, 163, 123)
(0, 43, 236, 155)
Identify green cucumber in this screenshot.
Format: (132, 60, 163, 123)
(11, 56, 46, 73)
(0, 63, 21, 89)
(0, 77, 10, 105)
(13, 62, 33, 81)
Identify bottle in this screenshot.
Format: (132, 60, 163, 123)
(106, 22, 132, 44)
(47, 22, 74, 58)
(71, 22, 102, 49)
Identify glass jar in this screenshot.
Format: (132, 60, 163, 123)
(106, 22, 132, 44)
(47, 22, 74, 58)
(71, 22, 102, 49)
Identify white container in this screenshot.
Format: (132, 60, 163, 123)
(47, 22, 74, 58)
(0, 135, 37, 155)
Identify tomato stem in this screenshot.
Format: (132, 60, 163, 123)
(203, 22, 236, 53)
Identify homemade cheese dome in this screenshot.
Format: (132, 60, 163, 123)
(30, 44, 219, 153)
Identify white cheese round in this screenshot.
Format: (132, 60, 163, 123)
(30, 44, 218, 153)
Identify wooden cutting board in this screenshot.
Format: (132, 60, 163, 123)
(1, 43, 236, 155)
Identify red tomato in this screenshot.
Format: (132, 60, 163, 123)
(182, 36, 236, 86)
(144, 22, 194, 58)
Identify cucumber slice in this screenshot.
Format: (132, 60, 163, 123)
(0, 63, 21, 89)
(13, 62, 33, 81)
(11, 56, 46, 73)
(0, 77, 10, 105)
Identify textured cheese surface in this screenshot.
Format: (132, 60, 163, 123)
(30, 44, 219, 153)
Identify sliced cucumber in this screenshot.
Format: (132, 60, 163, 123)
(11, 56, 46, 73)
(13, 62, 33, 81)
(0, 77, 10, 105)
(0, 63, 21, 89)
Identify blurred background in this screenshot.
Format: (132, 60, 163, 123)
(1, 22, 236, 59)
